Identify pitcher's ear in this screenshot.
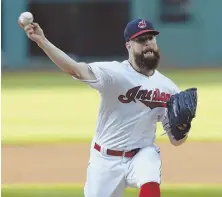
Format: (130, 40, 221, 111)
(125, 42, 130, 50)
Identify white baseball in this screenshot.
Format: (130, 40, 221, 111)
(19, 12, 34, 26)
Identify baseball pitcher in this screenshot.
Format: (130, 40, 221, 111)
(20, 18, 197, 197)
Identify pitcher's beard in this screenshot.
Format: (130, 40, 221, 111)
(134, 49, 160, 71)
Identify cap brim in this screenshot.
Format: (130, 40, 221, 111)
(129, 30, 160, 40)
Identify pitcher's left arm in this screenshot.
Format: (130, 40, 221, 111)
(162, 114, 189, 146)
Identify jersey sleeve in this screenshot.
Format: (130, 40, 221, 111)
(161, 78, 181, 134)
(167, 78, 181, 95)
(171, 82, 181, 95)
(72, 61, 117, 91)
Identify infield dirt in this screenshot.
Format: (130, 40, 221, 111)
(2, 142, 222, 184)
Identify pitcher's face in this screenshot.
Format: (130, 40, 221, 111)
(128, 33, 160, 70)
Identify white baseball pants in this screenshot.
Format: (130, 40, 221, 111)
(84, 144, 161, 197)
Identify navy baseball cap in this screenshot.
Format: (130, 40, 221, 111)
(124, 18, 159, 41)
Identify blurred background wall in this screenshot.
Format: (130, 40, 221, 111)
(1, 0, 222, 69)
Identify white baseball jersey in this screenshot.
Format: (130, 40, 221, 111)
(74, 60, 181, 197)
(75, 60, 180, 151)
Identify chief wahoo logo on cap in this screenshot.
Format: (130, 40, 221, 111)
(138, 20, 147, 28)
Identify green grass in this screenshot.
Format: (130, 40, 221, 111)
(2, 184, 222, 197)
(2, 69, 222, 145)
(2, 68, 222, 89)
